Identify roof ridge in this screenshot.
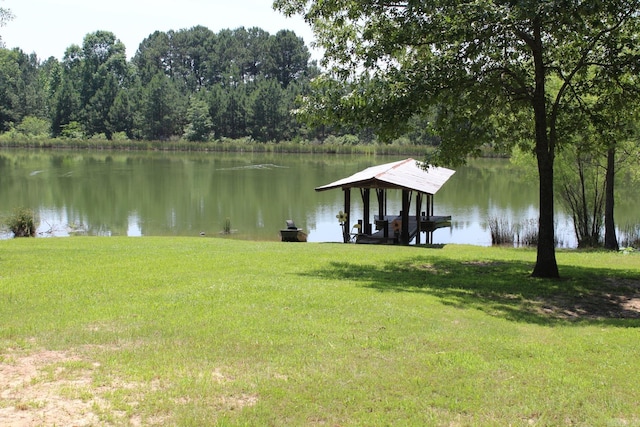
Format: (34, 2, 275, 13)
(374, 158, 413, 179)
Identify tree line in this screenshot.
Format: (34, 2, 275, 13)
(0, 26, 331, 142)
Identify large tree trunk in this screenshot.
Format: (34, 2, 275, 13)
(530, 23, 560, 278)
(604, 145, 619, 251)
(532, 149, 560, 278)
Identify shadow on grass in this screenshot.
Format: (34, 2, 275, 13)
(303, 256, 640, 326)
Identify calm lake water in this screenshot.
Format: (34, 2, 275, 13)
(1, 149, 638, 247)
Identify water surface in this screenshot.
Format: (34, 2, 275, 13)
(1, 150, 637, 247)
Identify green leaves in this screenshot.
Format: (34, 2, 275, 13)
(0, 49, 49, 131)
(4, 207, 37, 237)
(274, 0, 640, 277)
(184, 97, 213, 142)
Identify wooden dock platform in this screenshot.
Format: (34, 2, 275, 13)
(353, 215, 451, 245)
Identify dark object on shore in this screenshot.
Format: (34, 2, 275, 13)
(280, 220, 307, 242)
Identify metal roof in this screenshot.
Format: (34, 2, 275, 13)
(315, 158, 455, 195)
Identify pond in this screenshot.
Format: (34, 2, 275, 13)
(1, 149, 638, 247)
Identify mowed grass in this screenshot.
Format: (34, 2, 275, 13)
(1, 237, 639, 426)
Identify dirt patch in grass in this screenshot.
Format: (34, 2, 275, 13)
(0, 347, 160, 426)
(0, 349, 104, 426)
(0, 347, 258, 426)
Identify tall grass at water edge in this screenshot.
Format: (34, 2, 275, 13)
(1, 237, 639, 425)
(620, 223, 640, 249)
(0, 137, 434, 157)
(488, 216, 540, 246)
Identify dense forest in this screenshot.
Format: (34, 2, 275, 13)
(0, 26, 371, 144)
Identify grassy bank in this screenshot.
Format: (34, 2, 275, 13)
(0, 136, 508, 158)
(0, 137, 436, 157)
(1, 237, 639, 425)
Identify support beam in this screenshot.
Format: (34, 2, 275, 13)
(415, 193, 423, 245)
(430, 195, 434, 216)
(401, 190, 411, 244)
(376, 188, 385, 219)
(343, 188, 351, 243)
(376, 188, 388, 239)
(361, 188, 371, 234)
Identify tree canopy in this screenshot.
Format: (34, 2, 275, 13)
(275, 0, 640, 278)
(0, 25, 321, 142)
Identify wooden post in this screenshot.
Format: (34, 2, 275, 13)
(376, 188, 388, 240)
(415, 193, 423, 245)
(343, 188, 351, 243)
(401, 189, 410, 244)
(362, 188, 371, 234)
(376, 188, 385, 219)
(430, 194, 434, 217)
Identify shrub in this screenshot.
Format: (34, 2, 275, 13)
(5, 208, 38, 237)
(338, 134, 360, 146)
(111, 132, 130, 141)
(60, 122, 85, 139)
(16, 116, 51, 139)
(90, 133, 108, 141)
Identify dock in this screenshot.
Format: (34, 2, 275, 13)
(353, 215, 451, 245)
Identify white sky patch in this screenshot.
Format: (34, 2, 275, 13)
(1, 0, 319, 60)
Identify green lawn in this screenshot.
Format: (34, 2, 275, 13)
(1, 237, 639, 426)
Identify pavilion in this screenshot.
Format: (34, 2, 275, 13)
(315, 158, 455, 244)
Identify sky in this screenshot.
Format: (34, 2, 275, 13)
(0, 0, 319, 61)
